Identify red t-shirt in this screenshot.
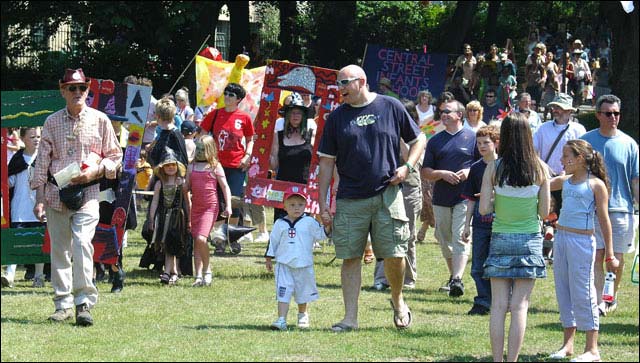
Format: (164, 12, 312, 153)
(201, 108, 254, 168)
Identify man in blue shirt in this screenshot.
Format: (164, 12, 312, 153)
(318, 64, 426, 332)
(581, 94, 639, 315)
(422, 99, 479, 298)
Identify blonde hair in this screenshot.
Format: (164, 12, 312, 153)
(198, 135, 219, 169)
(466, 100, 484, 122)
(175, 88, 190, 105)
(156, 97, 176, 122)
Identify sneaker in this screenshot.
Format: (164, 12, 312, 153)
(1, 275, 14, 288)
(297, 312, 310, 329)
(48, 308, 74, 322)
(239, 233, 253, 244)
(373, 282, 389, 291)
(111, 268, 125, 293)
(75, 303, 93, 326)
(403, 282, 416, 289)
(449, 278, 465, 297)
(467, 304, 490, 315)
(270, 317, 287, 331)
(255, 232, 270, 243)
(203, 272, 213, 286)
(606, 300, 618, 314)
(598, 302, 607, 317)
(32, 275, 45, 288)
(192, 277, 204, 287)
(439, 276, 453, 292)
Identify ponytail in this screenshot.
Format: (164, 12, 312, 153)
(587, 150, 610, 194)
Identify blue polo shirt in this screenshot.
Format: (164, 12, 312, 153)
(581, 129, 639, 213)
(318, 95, 421, 199)
(423, 127, 479, 207)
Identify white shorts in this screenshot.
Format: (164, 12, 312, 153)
(594, 212, 637, 254)
(274, 263, 319, 305)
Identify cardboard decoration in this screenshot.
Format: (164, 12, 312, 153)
(0, 82, 151, 265)
(244, 60, 341, 213)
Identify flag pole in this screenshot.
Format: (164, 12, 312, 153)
(167, 34, 212, 95)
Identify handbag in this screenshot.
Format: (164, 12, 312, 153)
(59, 184, 85, 210)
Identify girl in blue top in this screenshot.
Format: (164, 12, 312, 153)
(548, 139, 619, 363)
(479, 112, 550, 362)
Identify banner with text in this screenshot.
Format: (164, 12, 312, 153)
(363, 44, 447, 100)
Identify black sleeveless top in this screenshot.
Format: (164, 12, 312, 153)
(276, 130, 313, 184)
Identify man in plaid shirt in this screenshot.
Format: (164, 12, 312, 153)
(31, 68, 122, 326)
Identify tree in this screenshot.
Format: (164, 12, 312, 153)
(601, 1, 638, 136)
(228, 1, 250, 59)
(435, 1, 480, 53)
(278, 1, 300, 61)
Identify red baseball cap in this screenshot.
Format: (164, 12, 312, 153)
(283, 185, 307, 202)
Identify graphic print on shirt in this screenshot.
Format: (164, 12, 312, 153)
(218, 130, 230, 151)
(350, 114, 378, 127)
(288, 227, 296, 239)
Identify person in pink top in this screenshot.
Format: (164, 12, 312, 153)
(184, 135, 232, 287)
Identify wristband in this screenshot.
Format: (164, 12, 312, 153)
(404, 162, 414, 173)
(605, 256, 616, 262)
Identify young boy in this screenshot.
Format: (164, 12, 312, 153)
(265, 186, 330, 330)
(461, 125, 500, 315)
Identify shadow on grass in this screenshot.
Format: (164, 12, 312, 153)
(0, 290, 51, 296)
(536, 321, 640, 336)
(190, 324, 464, 337)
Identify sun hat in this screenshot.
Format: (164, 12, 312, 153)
(154, 148, 186, 177)
(59, 68, 90, 86)
(283, 185, 307, 202)
(547, 93, 576, 111)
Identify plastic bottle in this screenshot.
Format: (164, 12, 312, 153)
(602, 272, 616, 303)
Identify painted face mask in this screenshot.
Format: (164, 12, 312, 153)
(195, 141, 207, 162)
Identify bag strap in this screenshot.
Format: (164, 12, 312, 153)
(544, 123, 571, 164)
(206, 109, 219, 135)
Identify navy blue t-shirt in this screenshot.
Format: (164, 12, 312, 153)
(423, 127, 479, 207)
(461, 158, 494, 229)
(318, 95, 420, 199)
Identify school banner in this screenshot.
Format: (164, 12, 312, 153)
(244, 60, 341, 213)
(362, 44, 448, 100)
(195, 55, 266, 122)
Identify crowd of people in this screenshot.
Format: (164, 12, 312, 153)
(1, 40, 637, 362)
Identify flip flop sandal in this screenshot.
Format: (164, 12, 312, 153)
(363, 249, 375, 264)
(330, 322, 357, 333)
(390, 300, 412, 329)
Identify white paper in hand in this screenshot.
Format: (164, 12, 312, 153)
(53, 162, 81, 189)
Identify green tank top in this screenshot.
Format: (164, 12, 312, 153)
(492, 184, 541, 233)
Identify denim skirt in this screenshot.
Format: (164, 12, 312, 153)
(483, 232, 546, 279)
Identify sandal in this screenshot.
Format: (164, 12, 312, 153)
(389, 299, 412, 329)
(160, 272, 170, 285)
(192, 277, 204, 287)
(363, 248, 375, 264)
(330, 322, 358, 333)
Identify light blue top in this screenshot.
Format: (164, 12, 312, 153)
(558, 176, 595, 230)
(581, 129, 639, 213)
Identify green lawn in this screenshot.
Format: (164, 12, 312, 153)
(1, 211, 638, 362)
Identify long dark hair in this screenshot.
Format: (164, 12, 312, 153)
(495, 112, 544, 187)
(564, 139, 610, 193)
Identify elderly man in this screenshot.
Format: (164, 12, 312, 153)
(422, 99, 479, 298)
(318, 64, 426, 332)
(32, 68, 122, 326)
(516, 92, 542, 133)
(581, 94, 639, 316)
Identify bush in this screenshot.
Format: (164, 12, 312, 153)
(577, 110, 598, 131)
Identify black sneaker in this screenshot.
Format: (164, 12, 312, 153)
(439, 276, 453, 292)
(111, 268, 125, 293)
(467, 304, 490, 315)
(75, 303, 93, 326)
(449, 278, 464, 297)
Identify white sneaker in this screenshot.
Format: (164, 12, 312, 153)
(32, 275, 45, 288)
(203, 272, 212, 286)
(239, 233, 253, 244)
(270, 317, 287, 331)
(297, 313, 310, 329)
(255, 232, 270, 243)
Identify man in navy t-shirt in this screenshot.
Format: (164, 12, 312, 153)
(422, 99, 479, 298)
(318, 64, 426, 332)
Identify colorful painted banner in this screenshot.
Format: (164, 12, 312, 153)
(196, 55, 266, 121)
(0, 227, 49, 265)
(362, 44, 448, 100)
(244, 60, 341, 211)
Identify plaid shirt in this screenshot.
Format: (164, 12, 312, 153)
(31, 106, 122, 212)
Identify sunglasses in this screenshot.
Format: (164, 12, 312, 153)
(598, 111, 620, 117)
(440, 109, 458, 115)
(486, 95, 496, 98)
(336, 78, 360, 87)
(67, 85, 88, 92)
(223, 91, 237, 98)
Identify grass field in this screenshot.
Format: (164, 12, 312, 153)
(1, 209, 638, 362)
